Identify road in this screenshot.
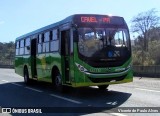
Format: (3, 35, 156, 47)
(0, 68, 160, 116)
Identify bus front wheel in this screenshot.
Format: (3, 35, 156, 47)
(52, 69, 70, 93)
(55, 74, 63, 91)
(98, 85, 109, 91)
(24, 67, 30, 85)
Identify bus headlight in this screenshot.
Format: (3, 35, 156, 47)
(127, 65, 131, 69)
(115, 65, 131, 72)
(75, 63, 88, 72)
(115, 68, 125, 72)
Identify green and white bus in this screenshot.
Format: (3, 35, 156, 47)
(15, 14, 133, 92)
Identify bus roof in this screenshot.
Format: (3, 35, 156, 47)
(16, 14, 126, 41)
(16, 15, 74, 41)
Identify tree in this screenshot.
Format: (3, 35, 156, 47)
(131, 8, 160, 51)
(148, 27, 160, 41)
(0, 41, 15, 65)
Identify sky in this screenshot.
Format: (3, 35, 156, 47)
(0, 0, 160, 42)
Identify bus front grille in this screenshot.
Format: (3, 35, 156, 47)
(88, 75, 126, 83)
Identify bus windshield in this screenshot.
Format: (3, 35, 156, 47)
(78, 28, 130, 58)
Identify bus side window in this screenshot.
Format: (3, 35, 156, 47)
(45, 32, 50, 42)
(50, 29, 59, 52)
(44, 32, 50, 52)
(16, 41, 19, 55)
(20, 39, 24, 55)
(38, 34, 42, 53)
(52, 29, 58, 40)
(25, 38, 30, 54)
(20, 39, 24, 47)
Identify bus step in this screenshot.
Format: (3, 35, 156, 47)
(33, 75, 38, 78)
(65, 81, 71, 84)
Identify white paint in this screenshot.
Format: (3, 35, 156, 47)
(50, 94, 82, 104)
(82, 113, 127, 116)
(81, 113, 109, 116)
(135, 88, 160, 93)
(25, 87, 43, 93)
(110, 113, 127, 116)
(11, 83, 22, 87)
(1, 80, 9, 82)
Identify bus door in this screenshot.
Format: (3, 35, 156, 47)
(61, 29, 71, 83)
(31, 39, 37, 78)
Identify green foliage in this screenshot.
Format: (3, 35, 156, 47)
(148, 40, 160, 64)
(132, 38, 160, 66)
(131, 8, 160, 52)
(0, 42, 15, 65)
(131, 8, 160, 66)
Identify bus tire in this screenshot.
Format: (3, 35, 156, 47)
(52, 69, 64, 92)
(24, 67, 30, 85)
(55, 73, 63, 91)
(98, 85, 109, 91)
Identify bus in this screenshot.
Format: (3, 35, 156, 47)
(15, 14, 133, 92)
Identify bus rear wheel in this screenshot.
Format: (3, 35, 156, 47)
(98, 85, 109, 91)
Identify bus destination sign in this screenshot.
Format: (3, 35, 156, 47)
(74, 15, 125, 27)
(81, 16, 110, 23)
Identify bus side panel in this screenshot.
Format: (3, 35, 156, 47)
(36, 52, 61, 83)
(49, 53, 62, 83)
(15, 56, 24, 77)
(15, 55, 31, 78)
(24, 55, 31, 78)
(36, 53, 46, 79)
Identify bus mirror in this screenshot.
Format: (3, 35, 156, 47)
(27, 46, 30, 50)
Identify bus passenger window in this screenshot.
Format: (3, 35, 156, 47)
(45, 42, 49, 52)
(20, 40, 24, 48)
(16, 41, 19, 55)
(16, 41, 19, 48)
(16, 49, 19, 55)
(52, 30, 58, 40)
(25, 38, 30, 46)
(19, 40, 24, 55)
(50, 40, 59, 52)
(38, 34, 42, 53)
(45, 32, 50, 42)
(38, 35, 42, 43)
(44, 32, 50, 52)
(24, 38, 30, 54)
(38, 44, 42, 53)
(42, 43, 45, 53)
(50, 29, 59, 52)
(39, 34, 44, 43)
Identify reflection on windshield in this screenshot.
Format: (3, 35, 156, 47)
(78, 28, 130, 58)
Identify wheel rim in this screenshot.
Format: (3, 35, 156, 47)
(55, 75, 61, 87)
(24, 73, 27, 83)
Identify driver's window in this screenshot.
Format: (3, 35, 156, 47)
(123, 31, 129, 47)
(85, 32, 94, 40)
(114, 31, 123, 46)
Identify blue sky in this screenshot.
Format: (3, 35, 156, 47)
(0, 0, 160, 42)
